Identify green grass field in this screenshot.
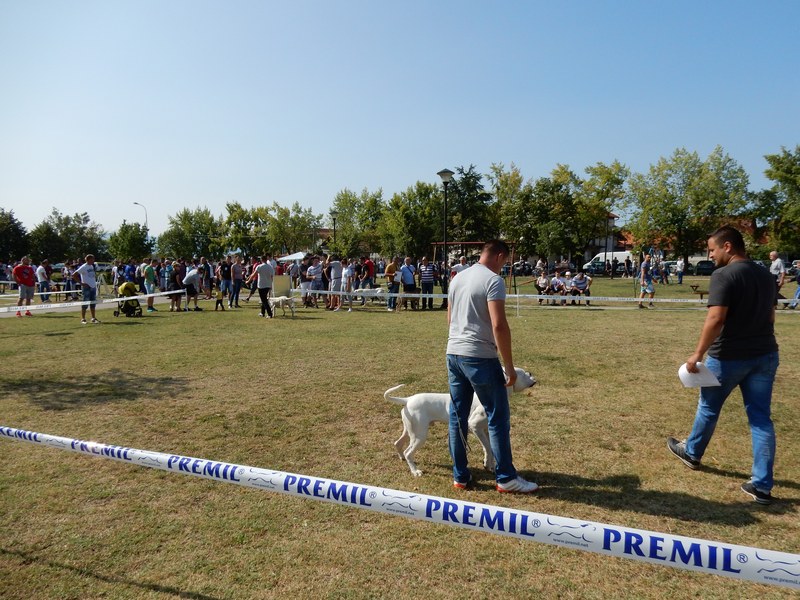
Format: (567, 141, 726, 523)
(1, 279, 798, 599)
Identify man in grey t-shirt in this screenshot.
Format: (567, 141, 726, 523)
(447, 240, 537, 494)
(247, 255, 275, 318)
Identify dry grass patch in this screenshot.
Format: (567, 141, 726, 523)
(1, 297, 798, 599)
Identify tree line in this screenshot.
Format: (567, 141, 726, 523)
(3, 145, 798, 265)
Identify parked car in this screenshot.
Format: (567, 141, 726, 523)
(752, 260, 767, 269)
(788, 259, 800, 278)
(661, 260, 678, 274)
(694, 260, 716, 276)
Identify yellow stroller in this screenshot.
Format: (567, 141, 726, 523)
(113, 281, 143, 317)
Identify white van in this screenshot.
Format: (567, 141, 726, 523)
(583, 251, 633, 274)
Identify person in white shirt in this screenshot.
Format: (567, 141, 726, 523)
(569, 271, 592, 305)
(676, 258, 685, 285)
(769, 251, 786, 293)
(327, 255, 343, 311)
(534, 272, 550, 305)
(450, 256, 469, 279)
(340, 259, 355, 312)
(36, 259, 51, 302)
(73, 254, 99, 324)
(181, 266, 204, 311)
(550, 272, 566, 305)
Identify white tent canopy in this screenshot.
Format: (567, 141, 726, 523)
(277, 251, 305, 262)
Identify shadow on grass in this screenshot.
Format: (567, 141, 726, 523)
(700, 464, 800, 491)
(525, 470, 797, 524)
(5, 368, 189, 411)
(0, 548, 220, 600)
(446, 466, 789, 525)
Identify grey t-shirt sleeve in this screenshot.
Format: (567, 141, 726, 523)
(487, 275, 506, 303)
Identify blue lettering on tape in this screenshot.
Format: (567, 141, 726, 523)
(69, 440, 132, 461)
(602, 527, 741, 574)
(165, 455, 241, 482)
(283, 477, 372, 507)
(0, 427, 41, 442)
(424, 500, 534, 537)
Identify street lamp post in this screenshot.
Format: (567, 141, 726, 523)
(437, 169, 454, 266)
(133, 202, 149, 253)
(133, 202, 148, 232)
(330, 210, 339, 247)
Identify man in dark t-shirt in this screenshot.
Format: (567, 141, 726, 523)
(667, 226, 779, 504)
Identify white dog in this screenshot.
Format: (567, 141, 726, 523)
(268, 296, 296, 317)
(383, 367, 536, 477)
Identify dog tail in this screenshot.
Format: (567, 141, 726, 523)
(383, 384, 408, 406)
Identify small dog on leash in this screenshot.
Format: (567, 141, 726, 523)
(383, 367, 536, 476)
(269, 296, 296, 317)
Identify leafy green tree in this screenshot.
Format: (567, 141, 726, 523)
(0, 209, 29, 261)
(762, 145, 800, 255)
(27, 221, 66, 263)
(107, 221, 153, 261)
(157, 207, 223, 259)
(573, 160, 629, 254)
(30, 209, 108, 260)
(625, 146, 749, 259)
(223, 202, 268, 259)
(380, 182, 442, 259)
(329, 187, 384, 257)
(263, 202, 321, 255)
(449, 165, 499, 243)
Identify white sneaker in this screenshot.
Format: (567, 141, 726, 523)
(81, 319, 87, 325)
(347, 308, 352, 312)
(496, 476, 539, 494)
(91, 318, 100, 324)
(387, 308, 394, 312)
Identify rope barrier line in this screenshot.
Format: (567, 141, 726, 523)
(0, 290, 182, 314)
(1, 426, 797, 589)
(3, 289, 795, 313)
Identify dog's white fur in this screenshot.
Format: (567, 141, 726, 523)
(384, 367, 536, 476)
(269, 295, 296, 317)
(356, 287, 386, 300)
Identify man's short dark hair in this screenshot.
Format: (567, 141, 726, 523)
(709, 225, 745, 254)
(483, 240, 510, 257)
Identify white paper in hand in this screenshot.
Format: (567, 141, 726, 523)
(678, 363, 721, 388)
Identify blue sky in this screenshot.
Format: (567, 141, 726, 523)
(1, 1, 798, 236)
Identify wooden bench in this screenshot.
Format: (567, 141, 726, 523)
(693, 290, 709, 300)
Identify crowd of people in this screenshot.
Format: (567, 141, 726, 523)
(4, 247, 799, 320)
(1, 228, 793, 505)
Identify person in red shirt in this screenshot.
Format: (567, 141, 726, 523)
(12, 256, 36, 317)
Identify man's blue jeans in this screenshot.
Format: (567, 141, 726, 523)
(685, 351, 779, 492)
(220, 279, 232, 300)
(421, 282, 434, 309)
(230, 279, 243, 306)
(791, 285, 800, 309)
(447, 354, 516, 484)
(387, 282, 399, 309)
(38, 281, 51, 302)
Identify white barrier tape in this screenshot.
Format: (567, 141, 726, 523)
(1, 426, 797, 589)
(291, 289, 704, 304)
(293, 289, 798, 307)
(0, 290, 183, 314)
